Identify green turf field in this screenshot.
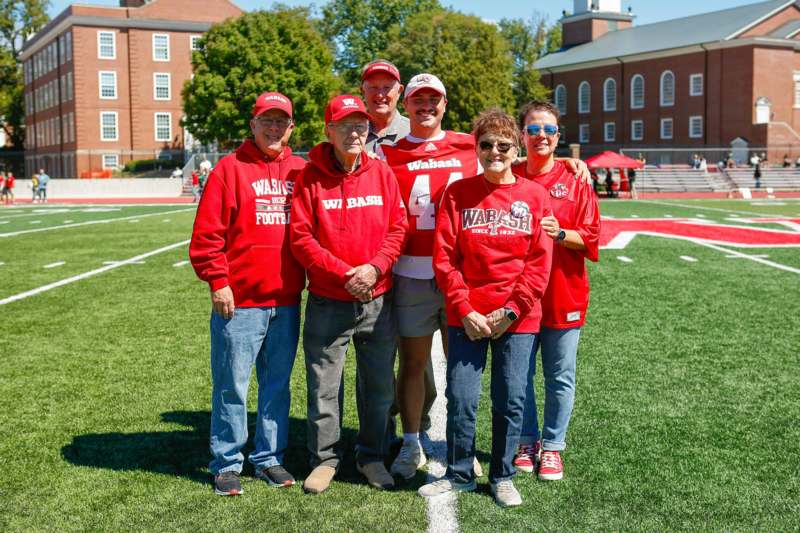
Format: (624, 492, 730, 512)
(1, 199, 798, 532)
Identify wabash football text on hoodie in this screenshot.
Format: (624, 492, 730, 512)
(189, 140, 307, 308)
(290, 143, 408, 302)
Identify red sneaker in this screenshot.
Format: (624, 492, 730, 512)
(538, 450, 563, 481)
(513, 441, 541, 473)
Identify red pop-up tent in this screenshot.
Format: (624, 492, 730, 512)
(584, 151, 644, 169)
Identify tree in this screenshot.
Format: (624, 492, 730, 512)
(319, 0, 440, 89)
(0, 0, 50, 149)
(384, 8, 515, 133)
(182, 7, 340, 150)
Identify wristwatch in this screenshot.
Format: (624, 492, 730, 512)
(503, 308, 518, 322)
(555, 229, 567, 242)
(371, 264, 382, 277)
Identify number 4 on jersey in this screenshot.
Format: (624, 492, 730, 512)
(408, 172, 463, 230)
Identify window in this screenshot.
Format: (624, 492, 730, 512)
(579, 124, 590, 143)
(554, 84, 567, 115)
(660, 118, 673, 139)
(604, 122, 616, 142)
(55, 115, 61, 145)
(153, 73, 171, 100)
(660, 71, 675, 107)
(100, 112, 118, 141)
(794, 72, 800, 108)
(59, 35, 65, 65)
(631, 120, 644, 141)
(578, 81, 590, 113)
(690, 74, 703, 96)
(630, 74, 644, 109)
(66, 32, 72, 62)
(155, 112, 172, 141)
(689, 116, 703, 138)
(98, 31, 116, 59)
(68, 112, 74, 143)
(66, 72, 73, 100)
(99, 71, 117, 99)
(103, 154, 119, 169)
(603, 78, 616, 111)
(153, 34, 170, 61)
(190, 35, 201, 51)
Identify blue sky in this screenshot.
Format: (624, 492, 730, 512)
(49, 0, 761, 26)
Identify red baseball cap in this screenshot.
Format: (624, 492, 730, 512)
(324, 95, 370, 123)
(361, 60, 401, 82)
(252, 91, 292, 118)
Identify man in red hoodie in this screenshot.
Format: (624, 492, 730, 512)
(290, 94, 408, 494)
(189, 91, 306, 497)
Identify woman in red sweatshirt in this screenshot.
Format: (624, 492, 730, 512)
(419, 109, 552, 508)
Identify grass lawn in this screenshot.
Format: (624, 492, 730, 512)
(1, 199, 799, 531)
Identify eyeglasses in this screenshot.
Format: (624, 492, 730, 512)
(255, 117, 292, 128)
(526, 124, 559, 137)
(328, 122, 369, 134)
(478, 140, 514, 153)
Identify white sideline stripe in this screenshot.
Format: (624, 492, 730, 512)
(43, 261, 65, 269)
(0, 208, 194, 238)
(0, 240, 190, 306)
(617, 256, 633, 263)
(426, 330, 460, 533)
(103, 260, 146, 265)
(679, 256, 698, 262)
(693, 241, 800, 275)
(726, 254, 769, 258)
(639, 199, 786, 217)
(172, 260, 189, 267)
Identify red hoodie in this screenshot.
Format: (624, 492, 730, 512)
(189, 140, 306, 307)
(290, 142, 408, 301)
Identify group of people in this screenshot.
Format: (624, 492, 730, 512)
(31, 169, 50, 203)
(189, 59, 600, 508)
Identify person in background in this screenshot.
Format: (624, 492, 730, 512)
(783, 154, 791, 168)
(191, 170, 201, 202)
(37, 169, 50, 203)
(31, 173, 40, 203)
(3, 171, 16, 205)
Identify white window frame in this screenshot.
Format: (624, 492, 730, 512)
(794, 72, 800, 108)
(554, 84, 567, 116)
(603, 78, 616, 112)
(689, 116, 703, 139)
(154, 112, 172, 142)
(153, 73, 171, 101)
(578, 81, 590, 114)
(660, 118, 674, 140)
(630, 74, 645, 109)
(604, 122, 616, 142)
(579, 123, 590, 143)
(689, 74, 703, 97)
(152, 34, 170, 62)
(99, 71, 118, 99)
(660, 70, 675, 107)
(190, 35, 201, 51)
(631, 120, 644, 141)
(102, 154, 119, 169)
(98, 31, 116, 60)
(100, 111, 118, 141)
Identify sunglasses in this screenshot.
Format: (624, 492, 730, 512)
(526, 124, 559, 136)
(478, 141, 514, 153)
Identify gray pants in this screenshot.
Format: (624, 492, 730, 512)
(304, 292, 397, 468)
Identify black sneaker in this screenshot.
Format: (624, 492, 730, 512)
(214, 471, 243, 496)
(256, 465, 296, 488)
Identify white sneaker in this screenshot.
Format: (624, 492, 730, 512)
(418, 478, 477, 498)
(390, 440, 427, 479)
(490, 480, 522, 507)
(473, 457, 483, 477)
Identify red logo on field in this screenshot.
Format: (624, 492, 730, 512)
(600, 218, 800, 249)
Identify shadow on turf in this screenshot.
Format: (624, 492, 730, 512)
(60, 410, 452, 492)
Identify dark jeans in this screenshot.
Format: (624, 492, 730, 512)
(304, 292, 397, 468)
(445, 326, 535, 484)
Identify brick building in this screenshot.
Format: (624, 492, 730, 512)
(20, 0, 242, 178)
(535, 0, 800, 162)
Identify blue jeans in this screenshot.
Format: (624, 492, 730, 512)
(209, 305, 300, 475)
(520, 327, 581, 451)
(445, 327, 534, 484)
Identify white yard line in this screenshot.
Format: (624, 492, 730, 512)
(679, 256, 698, 262)
(0, 261, 5, 266)
(425, 330, 460, 533)
(43, 261, 65, 269)
(726, 254, 769, 258)
(172, 260, 189, 267)
(0, 240, 190, 306)
(692, 241, 800, 275)
(29, 220, 41, 224)
(0, 208, 194, 238)
(0, 220, 8, 224)
(639, 199, 784, 217)
(103, 260, 146, 265)
(63, 220, 73, 223)
(617, 256, 634, 263)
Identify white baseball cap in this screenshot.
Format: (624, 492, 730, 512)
(404, 73, 447, 99)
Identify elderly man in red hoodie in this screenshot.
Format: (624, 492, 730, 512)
(291, 94, 408, 494)
(190, 92, 306, 497)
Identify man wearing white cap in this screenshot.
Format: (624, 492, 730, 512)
(190, 91, 307, 496)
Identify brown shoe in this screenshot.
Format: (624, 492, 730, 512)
(356, 461, 395, 490)
(303, 465, 336, 494)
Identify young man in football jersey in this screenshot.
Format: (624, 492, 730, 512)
(190, 91, 307, 496)
(511, 100, 600, 481)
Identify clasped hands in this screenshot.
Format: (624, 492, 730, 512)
(461, 309, 513, 341)
(344, 264, 377, 302)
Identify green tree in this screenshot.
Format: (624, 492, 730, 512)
(499, 14, 559, 111)
(319, 0, 440, 89)
(182, 7, 340, 150)
(384, 8, 515, 133)
(0, 0, 50, 148)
